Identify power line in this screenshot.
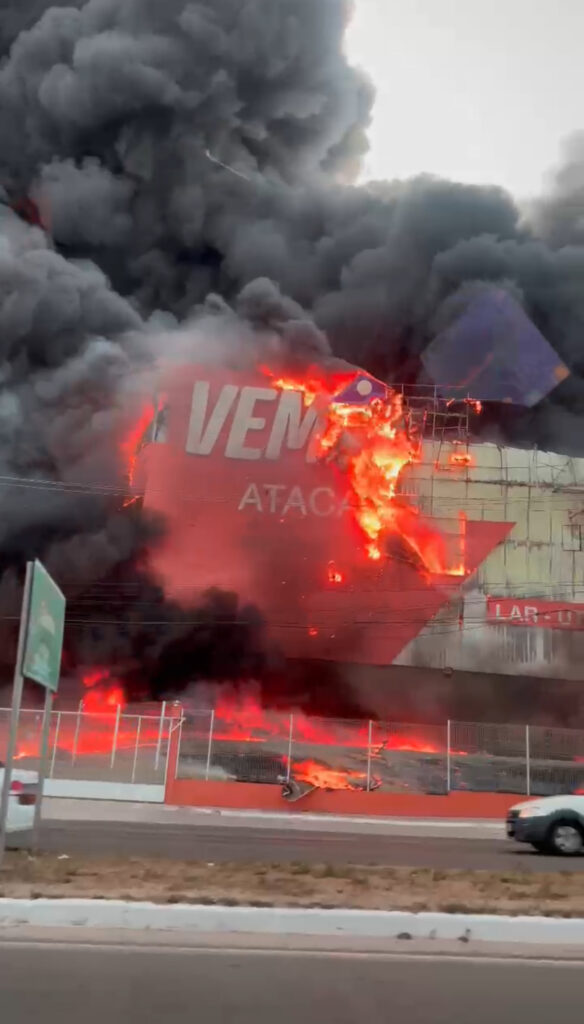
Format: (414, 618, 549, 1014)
(65, 578, 584, 591)
(0, 613, 579, 640)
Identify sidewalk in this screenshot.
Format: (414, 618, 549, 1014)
(42, 798, 506, 839)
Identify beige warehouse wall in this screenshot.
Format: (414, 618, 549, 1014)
(397, 442, 584, 679)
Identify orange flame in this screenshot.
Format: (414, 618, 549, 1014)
(292, 759, 377, 790)
(117, 369, 476, 583)
(446, 397, 483, 415)
(13, 690, 473, 777)
(81, 668, 125, 713)
(265, 370, 467, 576)
(448, 450, 474, 468)
(467, 398, 483, 414)
(120, 401, 155, 495)
(14, 744, 38, 762)
(259, 364, 355, 408)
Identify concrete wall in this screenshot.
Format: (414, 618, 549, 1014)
(43, 780, 165, 802)
(165, 777, 519, 818)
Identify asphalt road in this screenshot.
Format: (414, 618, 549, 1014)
(1, 935, 583, 1024)
(18, 819, 584, 871)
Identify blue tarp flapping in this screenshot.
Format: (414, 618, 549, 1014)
(422, 288, 569, 406)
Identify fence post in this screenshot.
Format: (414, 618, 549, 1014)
(164, 717, 177, 790)
(71, 700, 83, 764)
(110, 704, 121, 770)
(32, 690, 53, 853)
(154, 700, 167, 773)
(205, 709, 215, 782)
(49, 711, 61, 779)
(174, 715, 184, 782)
(366, 720, 373, 790)
(526, 724, 531, 797)
(446, 719, 452, 794)
(286, 713, 294, 781)
(131, 716, 142, 783)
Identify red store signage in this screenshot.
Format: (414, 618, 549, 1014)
(487, 598, 584, 631)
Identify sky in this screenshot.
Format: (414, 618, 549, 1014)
(345, 0, 584, 200)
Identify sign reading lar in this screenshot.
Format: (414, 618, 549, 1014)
(487, 598, 584, 631)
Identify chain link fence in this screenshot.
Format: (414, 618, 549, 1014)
(175, 712, 584, 797)
(4, 702, 584, 797)
(0, 704, 173, 785)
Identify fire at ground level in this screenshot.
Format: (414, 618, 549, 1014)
(5, 658, 584, 796)
(7, 681, 584, 797)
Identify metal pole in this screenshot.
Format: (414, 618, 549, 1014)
(154, 700, 167, 773)
(526, 723, 531, 797)
(286, 713, 294, 782)
(131, 716, 142, 784)
(0, 561, 33, 867)
(205, 709, 215, 782)
(31, 688, 53, 852)
(164, 717, 176, 789)
(446, 719, 452, 794)
(50, 711, 61, 778)
(174, 717, 183, 781)
(366, 720, 373, 791)
(71, 699, 83, 764)
(110, 704, 121, 770)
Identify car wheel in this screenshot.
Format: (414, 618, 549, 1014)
(548, 821, 584, 856)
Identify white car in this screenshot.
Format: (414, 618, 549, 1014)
(507, 795, 584, 855)
(0, 763, 38, 840)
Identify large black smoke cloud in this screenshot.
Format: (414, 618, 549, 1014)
(1, 0, 584, 709)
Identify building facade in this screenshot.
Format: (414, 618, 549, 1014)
(139, 365, 584, 682)
(399, 441, 584, 680)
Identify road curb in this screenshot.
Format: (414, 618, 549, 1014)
(43, 799, 505, 831)
(0, 900, 583, 944)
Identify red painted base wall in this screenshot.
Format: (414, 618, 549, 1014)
(165, 778, 521, 818)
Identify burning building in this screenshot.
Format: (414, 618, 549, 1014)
(134, 362, 584, 713)
(2, 2, 584, 725)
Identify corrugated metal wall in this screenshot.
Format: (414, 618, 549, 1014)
(397, 442, 584, 679)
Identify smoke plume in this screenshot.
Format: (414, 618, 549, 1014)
(1, 0, 584, 709)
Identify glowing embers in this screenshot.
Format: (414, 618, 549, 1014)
(449, 451, 474, 468)
(327, 561, 344, 585)
(443, 440, 475, 470)
(445, 397, 483, 415)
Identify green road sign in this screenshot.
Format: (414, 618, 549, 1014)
(21, 560, 65, 693)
